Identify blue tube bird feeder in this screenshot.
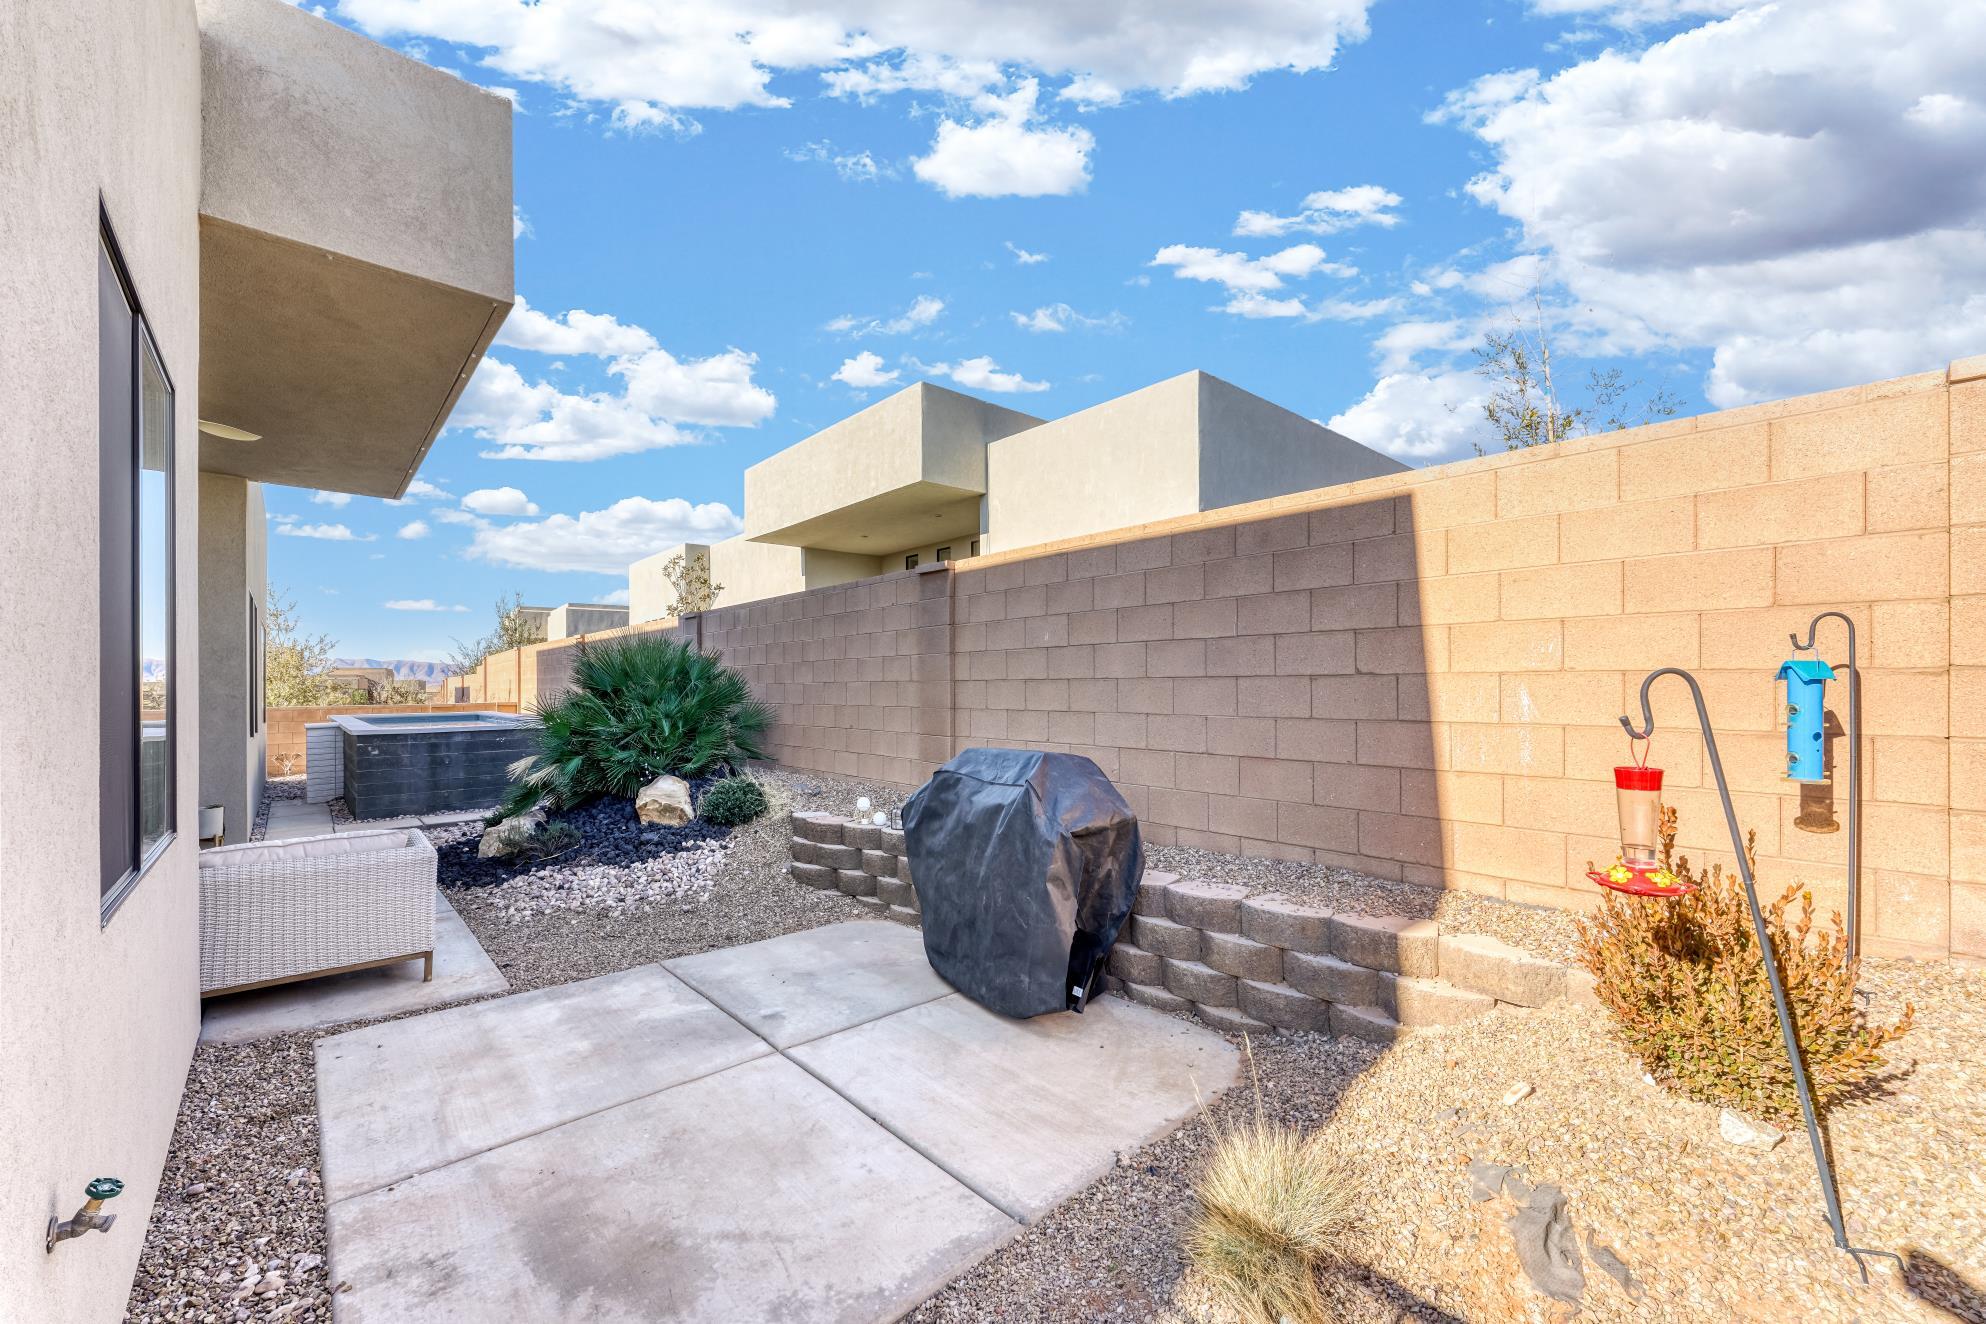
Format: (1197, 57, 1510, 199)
(1776, 657, 1836, 784)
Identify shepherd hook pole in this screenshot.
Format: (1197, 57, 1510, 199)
(1790, 611, 1860, 963)
(1620, 667, 1898, 1282)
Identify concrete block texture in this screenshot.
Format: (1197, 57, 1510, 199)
(1239, 894, 1333, 952)
(1283, 951, 1382, 1006)
(818, 844, 863, 871)
(837, 868, 879, 898)
(1196, 1004, 1274, 1036)
(1134, 869, 1180, 916)
(1437, 933, 1568, 1007)
(1200, 931, 1286, 982)
(1238, 979, 1330, 1033)
(1107, 942, 1165, 986)
(861, 849, 898, 877)
(1330, 1003, 1403, 1043)
(1123, 981, 1192, 1015)
(1377, 974, 1496, 1027)
(1164, 958, 1239, 1008)
(1329, 913, 1441, 977)
(1132, 914, 1204, 961)
(1166, 879, 1253, 931)
(790, 863, 837, 890)
(793, 813, 847, 844)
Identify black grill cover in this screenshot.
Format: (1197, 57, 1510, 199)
(902, 748, 1144, 1018)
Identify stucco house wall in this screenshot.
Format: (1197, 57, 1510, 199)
(0, 4, 207, 1320)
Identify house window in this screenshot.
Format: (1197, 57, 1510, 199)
(969, 539, 979, 557)
(99, 218, 176, 920)
(905, 553, 919, 570)
(935, 546, 952, 563)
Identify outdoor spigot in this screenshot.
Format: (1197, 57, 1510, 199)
(46, 1178, 122, 1253)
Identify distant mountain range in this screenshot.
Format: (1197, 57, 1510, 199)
(333, 658, 455, 683)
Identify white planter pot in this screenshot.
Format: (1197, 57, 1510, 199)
(199, 804, 225, 841)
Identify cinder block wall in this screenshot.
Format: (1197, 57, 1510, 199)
(507, 360, 1980, 962)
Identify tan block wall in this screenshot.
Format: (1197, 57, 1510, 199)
(447, 361, 1979, 963)
(950, 363, 1972, 963)
(264, 701, 519, 775)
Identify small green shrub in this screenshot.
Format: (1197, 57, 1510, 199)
(500, 635, 772, 818)
(699, 776, 768, 827)
(1576, 806, 1913, 1122)
(1185, 1042, 1360, 1324)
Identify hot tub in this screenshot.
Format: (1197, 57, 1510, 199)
(333, 711, 540, 819)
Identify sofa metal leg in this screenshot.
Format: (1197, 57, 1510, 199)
(423, 951, 434, 982)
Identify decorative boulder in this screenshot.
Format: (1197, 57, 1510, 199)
(478, 808, 546, 859)
(636, 774, 693, 826)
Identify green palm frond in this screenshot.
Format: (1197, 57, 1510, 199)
(499, 635, 777, 818)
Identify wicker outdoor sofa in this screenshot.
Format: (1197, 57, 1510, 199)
(198, 828, 438, 997)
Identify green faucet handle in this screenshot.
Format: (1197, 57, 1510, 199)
(85, 1178, 122, 1202)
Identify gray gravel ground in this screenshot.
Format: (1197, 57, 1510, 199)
(134, 768, 1986, 1323)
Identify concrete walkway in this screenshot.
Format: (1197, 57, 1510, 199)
(316, 921, 1238, 1323)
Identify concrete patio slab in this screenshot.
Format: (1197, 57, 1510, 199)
(790, 991, 1238, 1221)
(199, 893, 506, 1045)
(664, 920, 951, 1048)
(326, 1054, 1017, 1324)
(316, 964, 768, 1202)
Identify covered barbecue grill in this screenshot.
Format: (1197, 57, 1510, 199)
(902, 748, 1144, 1018)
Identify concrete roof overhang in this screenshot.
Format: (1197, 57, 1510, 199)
(751, 483, 985, 554)
(192, 0, 513, 499)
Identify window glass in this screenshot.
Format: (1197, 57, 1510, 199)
(136, 330, 173, 865)
(936, 546, 951, 563)
(905, 553, 919, 570)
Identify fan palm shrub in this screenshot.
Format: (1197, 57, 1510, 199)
(500, 635, 772, 818)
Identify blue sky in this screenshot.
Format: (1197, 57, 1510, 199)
(272, 0, 1986, 660)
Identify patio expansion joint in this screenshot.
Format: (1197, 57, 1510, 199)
(320, 964, 776, 1209)
(681, 982, 1031, 1226)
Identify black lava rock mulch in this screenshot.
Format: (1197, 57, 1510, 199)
(438, 784, 731, 889)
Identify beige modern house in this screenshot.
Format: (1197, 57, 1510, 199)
(629, 371, 1409, 620)
(0, 3, 512, 1320)
(536, 601, 633, 640)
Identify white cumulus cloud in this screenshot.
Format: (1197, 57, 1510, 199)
(831, 351, 901, 389)
(915, 355, 1050, 394)
(826, 294, 945, 337)
(1326, 370, 1491, 460)
(1234, 184, 1402, 238)
(913, 81, 1092, 199)
(384, 599, 472, 612)
(275, 522, 375, 542)
(467, 496, 745, 576)
(310, 490, 353, 507)
(496, 295, 659, 357)
(461, 486, 541, 516)
(396, 519, 431, 540)
(1005, 241, 1049, 265)
(1009, 303, 1126, 333)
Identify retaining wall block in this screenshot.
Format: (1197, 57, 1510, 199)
(1132, 914, 1203, 961)
(790, 862, 837, 890)
(1201, 931, 1286, 982)
(1163, 958, 1239, 1008)
(1240, 894, 1334, 954)
(853, 895, 888, 914)
(1123, 981, 1191, 1015)
(793, 813, 846, 844)
(1166, 879, 1252, 932)
(1566, 968, 1602, 1011)
(1283, 951, 1381, 1006)
(844, 822, 884, 851)
(1197, 1004, 1273, 1036)
(1328, 913, 1441, 977)
(1133, 870, 1181, 917)
(817, 843, 863, 871)
(836, 868, 878, 898)
(1238, 979, 1331, 1033)
(1330, 1003, 1402, 1044)
(1108, 942, 1165, 985)
(790, 837, 822, 866)
(1437, 933, 1568, 1007)
(861, 849, 898, 878)
(1378, 973, 1495, 1027)
(881, 826, 907, 854)
(876, 877, 917, 909)
(887, 905, 922, 927)
(898, 854, 916, 886)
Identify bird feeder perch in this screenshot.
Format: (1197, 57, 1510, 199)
(1776, 657, 1836, 784)
(1586, 755, 1692, 896)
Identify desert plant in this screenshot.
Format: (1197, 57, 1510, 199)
(660, 551, 722, 616)
(500, 635, 772, 817)
(1576, 805, 1913, 1122)
(699, 776, 768, 827)
(1185, 1042, 1361, 1324)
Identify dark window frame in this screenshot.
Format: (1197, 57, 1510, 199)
(99, 207, 176, 926)
(935, 546, 952, 563)
(904, 553, 919, 570)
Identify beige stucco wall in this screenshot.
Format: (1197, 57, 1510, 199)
(985, 371, 1204, 553)
(546, 603, 629, 639)
(0, 3, 206, 1320)
(197, 474, 266, 841)
(1197, 371, 1408, 509)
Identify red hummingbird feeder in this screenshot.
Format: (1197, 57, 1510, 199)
(1586, 747, 1695, 897)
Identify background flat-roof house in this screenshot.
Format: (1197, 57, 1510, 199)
(0, 2, 513, 1319)
(629, 372, 1409, 621)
